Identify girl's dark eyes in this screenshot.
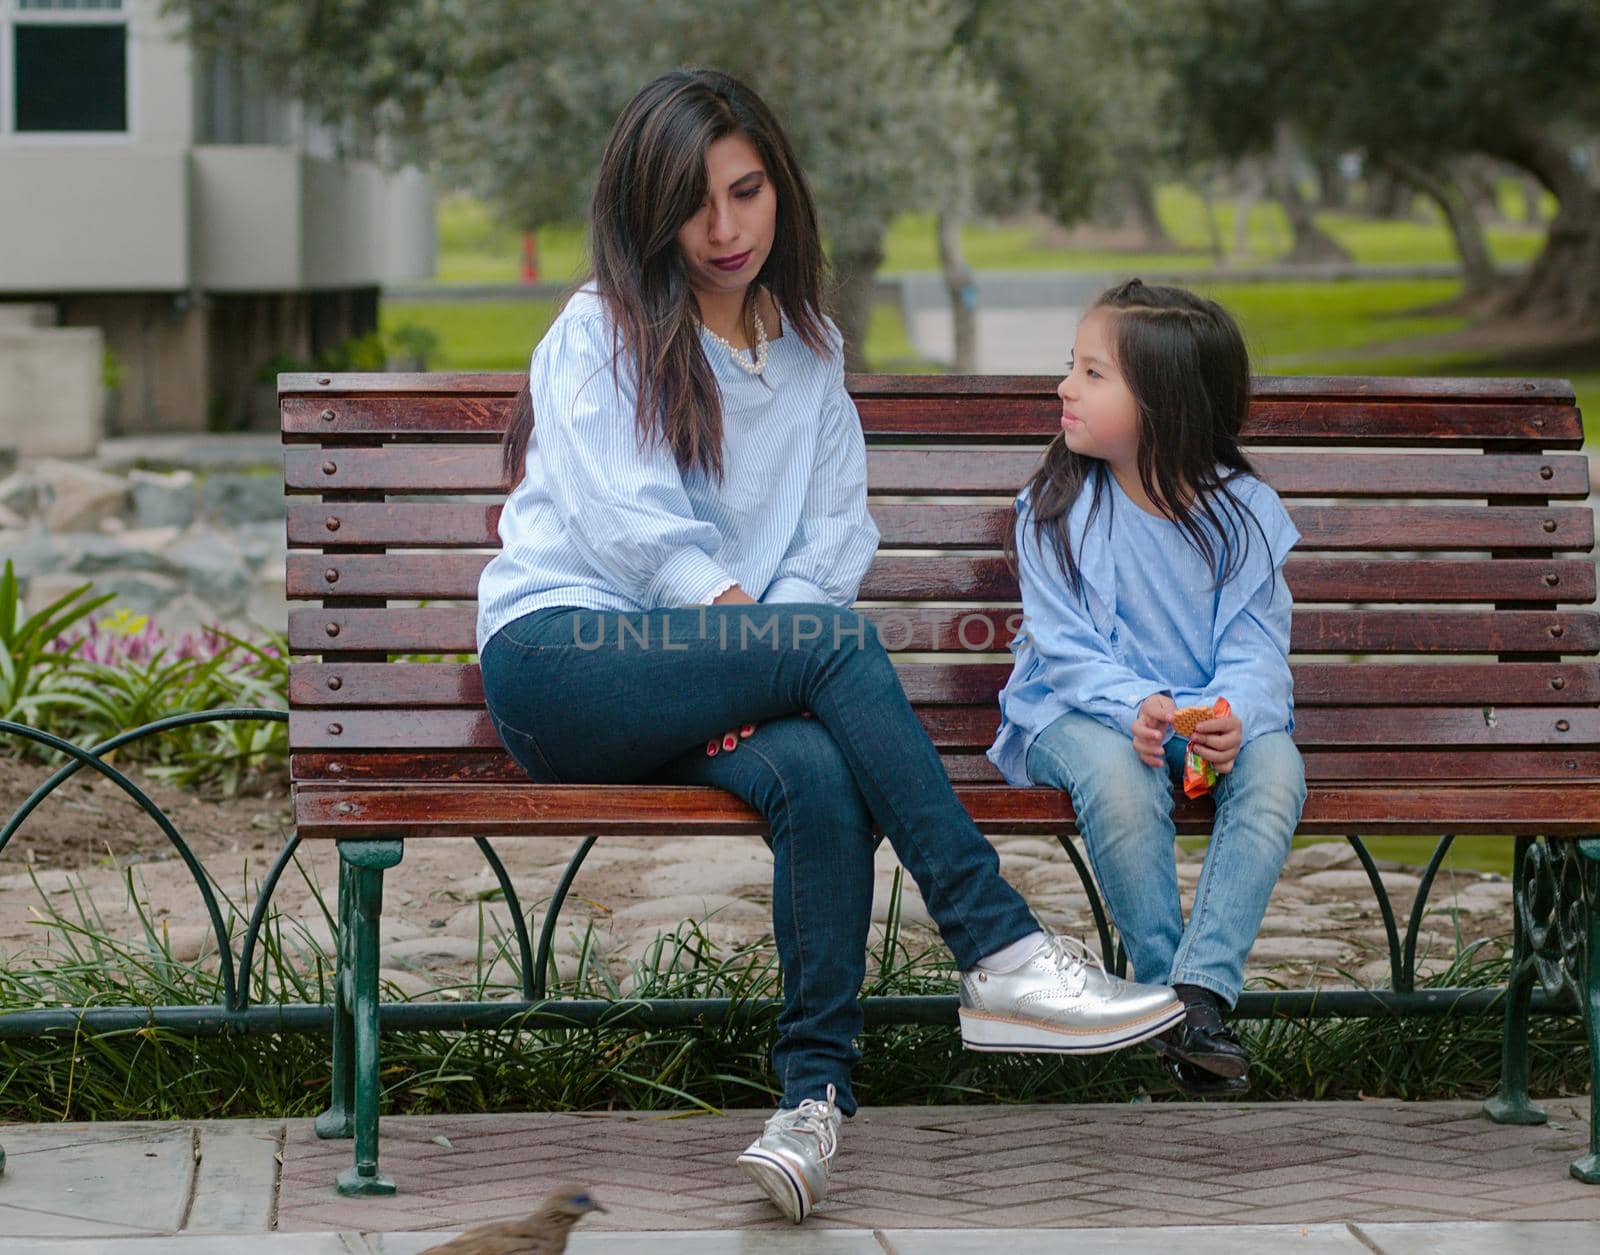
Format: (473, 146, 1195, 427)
(736, 187, 761, 200)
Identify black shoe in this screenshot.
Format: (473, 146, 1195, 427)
(1155, 988, 1250, 1079)
(1164, 1055, 1250, 1097)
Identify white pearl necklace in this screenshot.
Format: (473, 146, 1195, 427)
(704, 302, 769, 376)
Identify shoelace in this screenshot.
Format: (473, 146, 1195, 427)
(766, 1083, 839, 1162)
(1041, 933, 1105, 996)
(1183, 997, 1242, 1044)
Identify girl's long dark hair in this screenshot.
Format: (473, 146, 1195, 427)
(501, 69, 832, 485)
(1007, 279, 1264, 595)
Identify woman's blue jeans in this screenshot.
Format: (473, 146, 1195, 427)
(1025, 710, 1305, 1007)
(479, 602, 1038, 1115)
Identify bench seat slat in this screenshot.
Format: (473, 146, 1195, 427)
(287, 661, 1600, 709)
(284, 448, 1592, 501)
(286, 552, 1597, 604)
(281, 502, 1593, 550)
(288, 705, 1600, 752)
(291, 748, 1600, 785)
(288, 606, 1598, 657)
(291, 780, 1600, 838)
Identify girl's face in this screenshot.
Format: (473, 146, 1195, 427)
(1057, 308, 1141, 468)
(676, 131, 777, 301)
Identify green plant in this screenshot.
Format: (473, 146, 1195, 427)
(385, 323, 441, 368)
(100, 347, 125, 394)
(254, 350, 316, 386)
(0, 560, 115, 727)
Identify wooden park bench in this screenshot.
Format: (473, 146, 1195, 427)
(282, 371, 1600, 1196)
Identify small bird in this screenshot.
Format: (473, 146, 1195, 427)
(418, 1185, 607, 1254)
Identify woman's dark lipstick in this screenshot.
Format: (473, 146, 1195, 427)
(709, 249, 753, 272)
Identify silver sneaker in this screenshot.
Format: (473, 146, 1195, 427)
(736, 1084, 840, 1223)
(959, 934, 1185, 1053)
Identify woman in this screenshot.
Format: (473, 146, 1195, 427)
(477, 68, 1182, 1224)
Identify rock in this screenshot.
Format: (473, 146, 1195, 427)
(128, 469, 196, 530)
(385, 935, 483, 968)
(378, 968, 434, 998)
(166, 535, 251, 613)
(610, 893, 766, 925)
(1255, 902, 1350, 936)
(159, 923, 215, 962)
(199, 472, 284, 525)
(1246, 935, 1358, 965)
(0, 503, 21, 531)
(280, 915, 337, 956)
(0, 868, 77, 894)
(0, 471, 37, 516)
(34, 459, 129, 532)
(4, 531, 66, 579)
(870, 881, 934, 929)
(1299, 868, 1423, 897)
(1287, 841, 1359, 871)
(379, 916, 423, 946)
(65, 532, 180, 577)
(94, 572, 181, 616)
(0, 445, 16, 480)
(233, 521, 286, 571)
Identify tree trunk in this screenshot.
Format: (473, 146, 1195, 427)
(1194, 175, 1226, 264)
(1483, 121, 1600, 327)
(1520, 174, 1547, 225)
(1231, 162, 1264, 263)
(1314, 153, 1350, 209)
(830, 234, 887, 374)
(1365, 167, 1412, 219)
(1455, 156, 1506, 225)
(1123, 166, 1172, 249)
(936, 212, 978, 373)
(1272, 122, 1352, 265)
(1379, 155, 1498, 299)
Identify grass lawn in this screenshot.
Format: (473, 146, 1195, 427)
(428, 185, 1552, 284)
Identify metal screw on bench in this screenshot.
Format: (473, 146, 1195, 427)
(328, 676, 343, 691)
(318, 376, 331, 385)
(322, 408, 336, 422)
(326, 516, 341, 532)
(1540, 465, 1554, 479)
(1545, 573, 1561, 586)
(1550, 624, 1566, 639)
(325, 569, 340, 584)
(1557, 720, 1571, 732)
(323, 461, 338, 475)
(328, 723, 343, 736)
(325, 623, 341, 638)
(1543, 518, 1558, 533)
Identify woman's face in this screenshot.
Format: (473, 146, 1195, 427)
(1057, 308, 1141, 468)
(676, 131, 777, 300)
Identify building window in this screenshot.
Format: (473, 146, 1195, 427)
(5, 0, 127, 135)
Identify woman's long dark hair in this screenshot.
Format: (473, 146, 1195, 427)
(500, 69, 832, 485)
(1006, 279, 1264, 595)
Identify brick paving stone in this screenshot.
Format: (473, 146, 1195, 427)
(273, 1099, 1599, 1233)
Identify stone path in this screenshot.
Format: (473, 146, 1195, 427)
(1, 1099, 1595, 1249)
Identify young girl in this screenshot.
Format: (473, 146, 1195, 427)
(989, 280, 1307, 1095)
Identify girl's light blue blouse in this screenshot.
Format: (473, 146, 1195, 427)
(476, 289, 881, 653)
(987, 465, 1301, 786)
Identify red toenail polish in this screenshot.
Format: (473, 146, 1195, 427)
(706, 740, 718, 756)
(723, 734, 737, 751)
(741, 724, 755, 737)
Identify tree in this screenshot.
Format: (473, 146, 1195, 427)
(1161, 0, 1600, 324)
(167, 0, 1001, 368)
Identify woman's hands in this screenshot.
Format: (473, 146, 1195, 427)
(1188, 710, 1243, 775)
(1132, 693, 1176, 767)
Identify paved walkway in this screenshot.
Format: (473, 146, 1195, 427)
(0, 1098, 1595, 1250)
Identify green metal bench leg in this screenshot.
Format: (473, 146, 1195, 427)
(331, 839, 403, 1197)
(315, 857, 356, 1140)
(1572, 838, 1600, 1184)
(1485, 836, 1547, 1127)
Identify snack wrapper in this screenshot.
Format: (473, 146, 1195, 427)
(1177, 696, 1231, 799)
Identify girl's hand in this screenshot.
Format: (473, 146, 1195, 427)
(707, 723, 757, 756)
(1132, 694, 1175, 768)
(1189, 711, 1243, 774)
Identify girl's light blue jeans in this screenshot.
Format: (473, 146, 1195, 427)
(1025, 710, 1306, 1006)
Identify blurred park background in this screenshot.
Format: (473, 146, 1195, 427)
(0, 0, 1595, 453)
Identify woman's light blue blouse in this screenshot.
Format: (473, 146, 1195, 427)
(476, 289, 881, 653)
(988, 465, 1300, 786)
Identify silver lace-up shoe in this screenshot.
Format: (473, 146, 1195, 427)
(960, 934, 1185, 1053)
(736, 1084, 841, 1223)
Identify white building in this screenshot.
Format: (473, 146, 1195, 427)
(0, 0, 435, 441)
